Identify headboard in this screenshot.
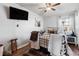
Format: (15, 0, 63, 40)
(48, 27, 58, 34)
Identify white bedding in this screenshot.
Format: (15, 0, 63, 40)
(48, 34, 74, 56)
(48, 34, 62, 56)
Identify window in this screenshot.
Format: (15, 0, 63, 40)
(58, 16, 73, 35)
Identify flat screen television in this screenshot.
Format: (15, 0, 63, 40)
(9, 7, 28, 20)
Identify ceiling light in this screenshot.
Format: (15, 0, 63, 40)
(47, 7, 51, 10)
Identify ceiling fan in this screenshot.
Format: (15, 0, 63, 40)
(39, 3, 61, 13)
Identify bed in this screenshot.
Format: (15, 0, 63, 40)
(30, 31, 73, 56)
(39, 33, 74, 56)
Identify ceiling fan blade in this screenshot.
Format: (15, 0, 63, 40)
(52, 3, 61, 7)
(44, 10, 47, 13)
(38, 7, 46, 9)
(45, 3, 52, 7)
(48, 3, 52, 6)
(51, 8, 56, 11)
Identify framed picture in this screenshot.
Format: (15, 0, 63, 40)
(35, 18, 40, 27)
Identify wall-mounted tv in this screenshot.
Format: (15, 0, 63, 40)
(9, 7, 28, 20)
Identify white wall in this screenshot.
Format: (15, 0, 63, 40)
(43, 16, 58, 31)
(0, 3, 44, 51)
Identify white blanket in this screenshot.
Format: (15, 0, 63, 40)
(48, 34, 62, 56)
(48, 34, 74, 56)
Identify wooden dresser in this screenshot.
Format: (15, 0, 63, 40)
(10, 39, 30, 56)
(10, 39, 17, 54)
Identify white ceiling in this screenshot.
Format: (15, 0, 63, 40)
(18, 3, 79, 17)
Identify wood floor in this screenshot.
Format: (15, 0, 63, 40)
(69, 44, 79, 56)
(4, 44, 79, 56)
(22, 44, 79, 56)
(15, 44, 79, 56)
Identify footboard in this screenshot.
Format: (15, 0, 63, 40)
(39, 33, 50, 48)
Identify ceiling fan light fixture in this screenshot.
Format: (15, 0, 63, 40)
(39, 3, 61, 13)
(47, 7, 51, 10)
